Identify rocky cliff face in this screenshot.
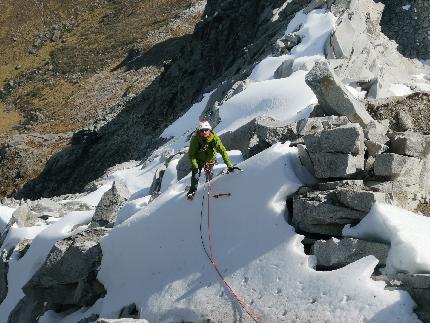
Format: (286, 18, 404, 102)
(380, 0, 430, 60)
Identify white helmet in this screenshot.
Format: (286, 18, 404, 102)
(198, 120, 212, 131)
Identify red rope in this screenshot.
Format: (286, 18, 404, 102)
(204, 166, 263, 323)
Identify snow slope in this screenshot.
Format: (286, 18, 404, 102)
(60, 144, 418, 323)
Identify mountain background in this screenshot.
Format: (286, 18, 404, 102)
(0, 1, 430, 321)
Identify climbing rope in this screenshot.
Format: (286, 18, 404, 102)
(199, 163, 263, 323)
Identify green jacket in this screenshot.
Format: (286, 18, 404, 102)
(188, 131, 233, 169)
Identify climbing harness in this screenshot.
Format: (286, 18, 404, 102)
(199, 162, 263, 323)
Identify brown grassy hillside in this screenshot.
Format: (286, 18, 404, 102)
(0, 0, 205, 197)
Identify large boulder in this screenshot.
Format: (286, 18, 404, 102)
(292, 190, 366, 236)
(335, 189, 387, 212)
(308, 152, 364, 179)
(373, 153, 422, 186)
(91, 180, 131, 228)
(305, 60, 374, 127)
(11, 205, 43, 227)
(312, 238, 390, 269)
(389, 132, 430, 158)
(22, 228, 108, 308)
(304, 123, 364, 155)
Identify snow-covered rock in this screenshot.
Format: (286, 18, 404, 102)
(19, 228, 108, 321)
(91, 181, 131, 228)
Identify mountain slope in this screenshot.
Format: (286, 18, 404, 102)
(0, 0, 430, 322)
(0, 0, 205, 197)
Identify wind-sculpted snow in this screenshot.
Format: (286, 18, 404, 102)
(216, 10, 335, 135)
(344, 203, 430, 275)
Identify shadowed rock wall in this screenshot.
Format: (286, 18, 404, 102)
(380, 0, 430, 60)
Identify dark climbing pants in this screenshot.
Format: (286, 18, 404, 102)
(189, 162, 214, 193)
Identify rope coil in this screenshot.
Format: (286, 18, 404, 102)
(199, 163, 263, 323)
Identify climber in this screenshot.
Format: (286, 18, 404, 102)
(187, 120, 236, 200)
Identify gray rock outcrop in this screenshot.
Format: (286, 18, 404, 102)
(305, 60, 374, 127)
(296, 116, 349, 136)
(11, 205, 43, 227)
(91, 180, 131, 228)
(325, 0, 428, 99)
(380, 273, 430, 323)
(380, 0, 430, 60)
(17, 228, 108, 322)
(389, 132, 430, 157)
(312, 238, 390, 269)
(294, 114, 430, 215)
(292, 189, 367, 236)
